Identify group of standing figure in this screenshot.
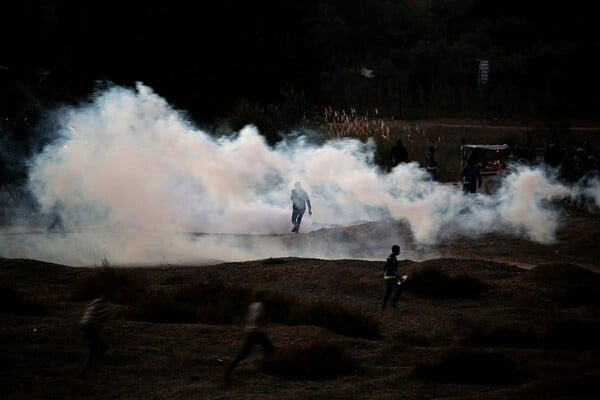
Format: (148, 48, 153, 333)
(389, 139, 438, 181)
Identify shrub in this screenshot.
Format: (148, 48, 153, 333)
(265, 292, 382, 340)
(543, 320, 600, 350)
(263, 291, 298, 323)
(264, 340, 358, 380)
(195, 285, 253, 324)
(392, 330, 431, 347)
(415, 350, 517, 384)
(129, 290, 198, 323)
(403, 267, 489, 299)
(262, 258, 287, 265)
(0, 285, 46, 316)
(71, 266, 147, 304)
(553, 286, 600, 307)
(297, 301, 382, 340)
(128, 280, 252, 324)
(462, 327, 539, 348)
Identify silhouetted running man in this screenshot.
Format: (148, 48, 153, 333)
(225, 291, 275, 383)
(79, 296, 110, 378)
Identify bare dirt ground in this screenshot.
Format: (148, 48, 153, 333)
(1, 209, 599, 399)
(0, 115, 597, 398)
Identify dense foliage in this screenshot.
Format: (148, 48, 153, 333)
(1, 1, 598, 183)
(1, 1, 597, 120)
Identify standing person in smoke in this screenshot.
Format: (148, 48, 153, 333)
(382, 245, 404, 310)
(461, 159, 482, 194)
(46, 200, 66, 237)
(290, 182, 312, 233)
(425, 146, 438, 181)
(79, 295, 111, 378)
(390, 139, 408, 169)
(225, 291, 275, 383)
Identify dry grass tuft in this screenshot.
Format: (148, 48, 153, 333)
(265, 291, 382, 339)
(416, 350, 518, 384)
(403, 267, 490, 298)
(0, 285, 46, 316)
(70, 264, 147, 304)
(264, 339, 358, 380)
(462, 327, 539, 348)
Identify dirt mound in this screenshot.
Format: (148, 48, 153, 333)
(522, 263, 600, 286)
(415, 258, 523, 281)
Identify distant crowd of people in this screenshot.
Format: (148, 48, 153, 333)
(542, 141, 599, 184)
(390, 139, 438, 181)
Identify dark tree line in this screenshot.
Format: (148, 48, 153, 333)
(2, 1, 598, 120)
(1, 0, 599, 180)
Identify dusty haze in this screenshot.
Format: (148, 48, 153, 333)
(1, 83, 597, 266)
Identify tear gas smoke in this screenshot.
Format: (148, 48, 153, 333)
(0, 83, 596, 266)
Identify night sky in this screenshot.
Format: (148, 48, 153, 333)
(1, 1, 599, 122)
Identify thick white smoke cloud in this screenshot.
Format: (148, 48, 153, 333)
(0, 83, 596, 266)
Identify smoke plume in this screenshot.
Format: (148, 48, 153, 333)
(0, 83, 596, 266)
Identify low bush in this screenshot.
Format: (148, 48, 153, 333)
(415, 350, 517, 384)
(543, 320, 600, 350)
(403, 267, 489, 299)
(553, 286, 600, 307)
(129, 290, 198, 323)
(392, 330, 431, 347)
(71, 266, 147, 304)
(129, 281, 253, 324)
(262, 258, 287, 265)
(263, 291, 298, 322)
(264, 339, 358, 380)
(462, 327, 539, 348)
(264, 291, 381, 339)
(296, 301, 381, 340)
(0, 285, 46, 316)
(123, 280, 381, 338)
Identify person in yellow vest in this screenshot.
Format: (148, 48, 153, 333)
(382, 245, 403, 310)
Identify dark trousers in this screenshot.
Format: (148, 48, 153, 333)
(382, 279, 403, 309)
(79, 325, 106, 377)
(47, 214, 66, 236)
(463, 182, 477, 194)
(291, 206, 306, 233)
(226, 331, 275, 379)
(427, 168, 437, 181)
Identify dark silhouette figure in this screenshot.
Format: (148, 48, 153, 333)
(79, 296, 110, 378)
(46, 200, 66, 236)
(460, 137, 469, 164)
(425, 146, 438, 181)
(561, 146, 575, 182)
(544, 143, 563, 168)
(462, 160, 482, 194)
(291, 182, 312, 233)
(382, 245, 403, 310)
(390, 139, 408, 168)
(572, 148, 587, 182)
(225, 291, 275, 383)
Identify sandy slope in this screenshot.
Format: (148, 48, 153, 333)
(1, 210, 599, 399)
